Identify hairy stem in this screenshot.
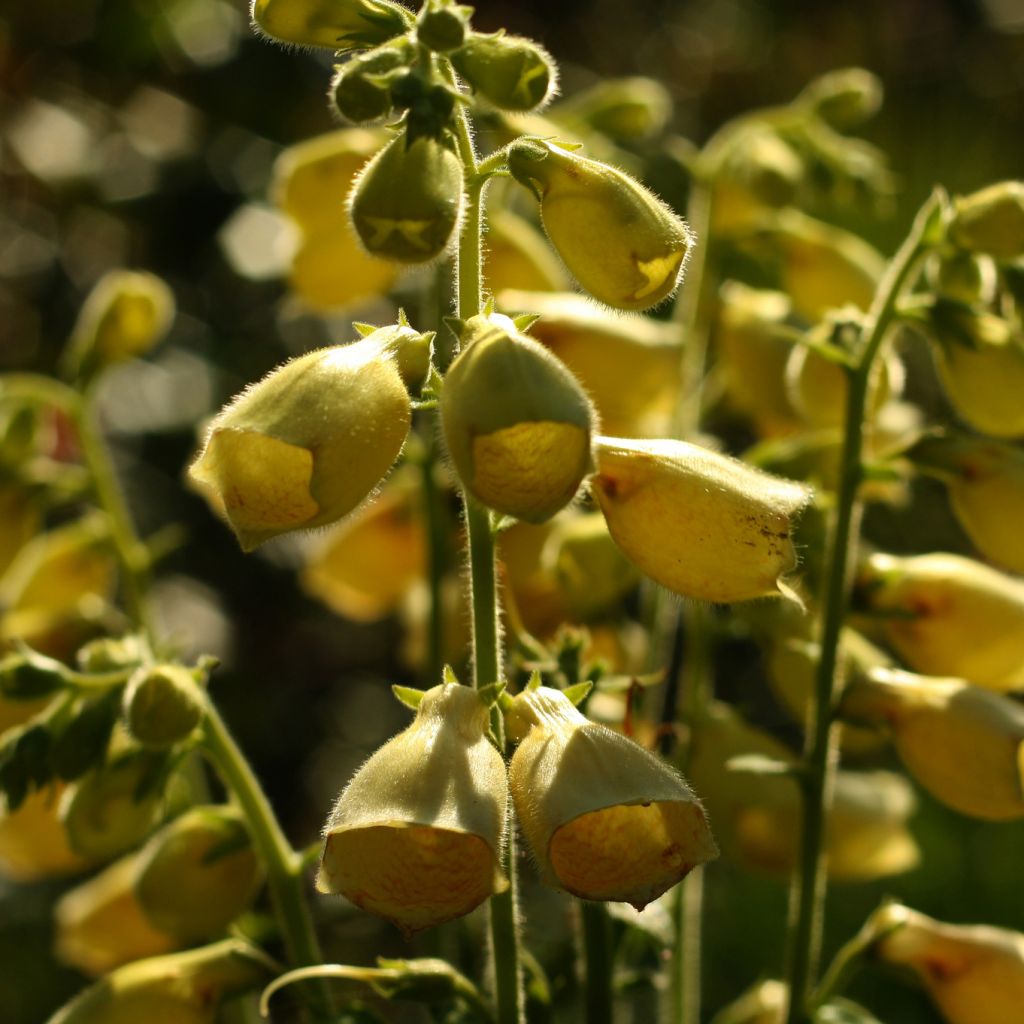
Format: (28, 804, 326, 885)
(581, 901, 614, 1024)
(783, 191, 943, 1023)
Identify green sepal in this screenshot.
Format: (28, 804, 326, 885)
(560, 680, 593, 707)
(512, 313, 540, 333)
(392, 684, 426, 710)
(441, 664, 461, 686)
(525, 669, 543, 691)
(353, 321, 379, 338)
(477, 681, 506, 707)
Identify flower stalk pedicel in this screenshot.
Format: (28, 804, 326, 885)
(508, 685, 717, 909)
(317, 681, 509, 934)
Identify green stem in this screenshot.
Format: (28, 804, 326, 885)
(581, 901, 614, 1024)
(201, 701, 332, 1022)
(450, 71, 524, 1024)
(419, 424, 448, 686)
(782, 192, 943, 1024)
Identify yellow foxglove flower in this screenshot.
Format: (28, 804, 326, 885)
(857, 551, 1024, 690)
(47, 938, 273, 1024)
(842, 667, 1024, 820)
(0, 783, 86, 881)
(507, 139, 692, 311)
(689, 703, 916, 881)
(189, 325, 430, 551)
(317, 682, 508, 934)
(288, 226, 398, 310)
(713, 282, 800, 437)
(251, 0, 411, 52)
(63, 270, 175, 380)
(949, 180, 1024, 261)
(507, 686, 717, 908)
(499, 289, 682, 437)
(301, 472, 426, 621)
(871, 904, 1024, 1024)
(591, 436, 811, 603)
(55, 853, 177, 976)
(134, 806, 262, 943)
(485, 210, 569, 293)
(349, 135, 464, 264)
(441, 313, 595, 523)
(909, 436, 1024, 574)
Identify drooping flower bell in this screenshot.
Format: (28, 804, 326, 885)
(188, 324, 431, 551)
(441, 313, 595, 523)
(317, 681, 509, 934)
(251, 0, 411, 53)
(856, 551, 1024, 690)
(841, 666, 1024, 821)
(507, 139, 692, 311)
(591, 436, 811, 603)
(507, 685, 717, 909)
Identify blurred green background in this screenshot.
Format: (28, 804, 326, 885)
(2, 0, 1024, 1021)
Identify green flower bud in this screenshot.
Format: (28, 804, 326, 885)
(416, 1, 472, 53)
(251, 0, 411, 52)
(123, 665, 204, 749)
(798, 67, 883, 128)
(928, 250, 996, 306)
(349, 135, 464, 263)
(135, 806, 262, 942)
(441, 313, 595, 522)
(62, 271, 175, 382)
(507, 139, 692, 311)
(0, 649, 67, 700)
(554, 76, 672, 142)
(451, 31, 557, 112)
(950, 181, 1024, 261)
(47, 939, 274, 1024)
(61, 750, 168, 861)
(857, 551, 1024, 690)
(591, 436, 811, 603)
(76, 635, 147, 673)
(188, 325, 429, 550)
(924, 299, 1024, 438)
(330, 40, 413, 124)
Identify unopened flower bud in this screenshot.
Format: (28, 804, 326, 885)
(441, 313, 594, 522)
(870, 904, 1024, 1024)
(508, 686, 716, 908)
(908, 435, 1024, 573)
(349, 135, 464, 263)
(47, 938, 274, 1024)
(929, 249, 996, 306)
(949, 180, 1024, 261)
(251, 0, 411, 52)
(123, 665, 203, 749)
(416, 2, 472, 53)
(554, 77, 672, 142)
(924, 299, 1024, 438)
(857, 551, 1024, 690)
(799, 68, 883, 129)
(841, 667, 1024, 820)
(451, 31, 557, 111)
(135, 806, 262, 942)
(62, 271, 175, 381)
(189, 325, 428, 550)
(591, 437, 811, 603)
(55, 854, 177, 975)
(507, 139, 692, 311)
(61, 751, 168, 860)
(0, 649, 67, 700)
(499, 289, 682, 437)
(330, 41, 411, 123)
(317, 681, 508, 934)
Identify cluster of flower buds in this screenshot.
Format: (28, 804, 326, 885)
(189, 321, 431, 550)
(317, 675, 716, 931)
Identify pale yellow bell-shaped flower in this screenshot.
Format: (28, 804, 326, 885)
(871, 903, 1024, 1024)
(485, 209, 570, 293)
(189, 325, 429, 551)
(317, 682, 509, 934)
(498, 289, 683, 438)
(591, 436, 811, 603)
(55, 853, 178, 976)
(841, 666, 1024, 820)
(47, 938, 273, 1024)
(0, 783, 86, 881)
(857, 551, 1024, 690)
(251, 0, 411, 52)
(507, 685, 717, 909)
(949, 180, 1024, 261)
